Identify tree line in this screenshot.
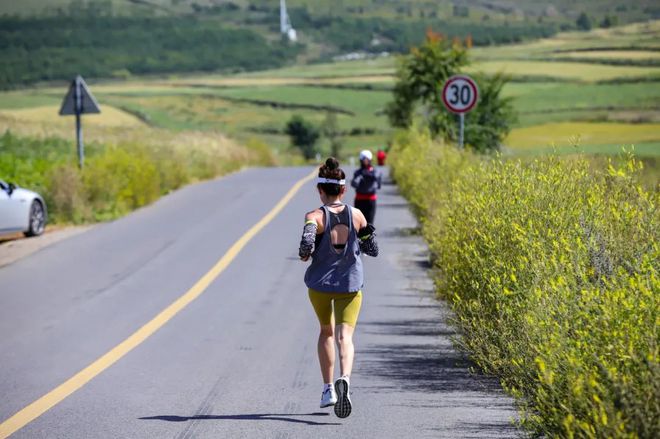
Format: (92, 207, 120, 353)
(0, 15, 301, 88)
(287, 10, 557, 55)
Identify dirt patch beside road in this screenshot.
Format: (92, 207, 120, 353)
(0, 225, 93, 268)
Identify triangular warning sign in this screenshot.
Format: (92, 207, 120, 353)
(59, 75, 101, 116)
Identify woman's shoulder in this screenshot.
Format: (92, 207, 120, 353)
(349, 206, 367, 225)
(304, 207, 325, 224)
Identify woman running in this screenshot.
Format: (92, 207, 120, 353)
(299, 157, 379, 419)
(351, 150, 382, 225)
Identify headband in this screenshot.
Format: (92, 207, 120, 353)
(317, 177, 346, 185)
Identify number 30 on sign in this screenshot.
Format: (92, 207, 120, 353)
(442, 75, 479, 114)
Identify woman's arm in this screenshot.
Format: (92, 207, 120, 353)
(358, 224, 379, 257)
(351, 169, 363, 189)
(352, 207, 378, 257)
(299, 210, 323, 261)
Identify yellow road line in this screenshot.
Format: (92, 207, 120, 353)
(0, 169, 316, 439)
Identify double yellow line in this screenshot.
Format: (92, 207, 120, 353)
(0, 169, 316, 438)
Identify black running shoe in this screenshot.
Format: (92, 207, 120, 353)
(334, 377, 352, 418)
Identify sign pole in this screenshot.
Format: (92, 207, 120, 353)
(441, 75, 479, 150)
(75, 77, 84, 169)
(59, 75, 100, 168)
(75, 113, 83, 169)
(458, 113, 465, 150)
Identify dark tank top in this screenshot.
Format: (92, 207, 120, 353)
(305, 205, 364, 293)
(315, 204, 351, 250)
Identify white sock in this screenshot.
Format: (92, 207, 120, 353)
(324, 383, 333, 391)
(340, 375, 350, 384)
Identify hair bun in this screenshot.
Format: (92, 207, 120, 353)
(325, 157, 339, 170)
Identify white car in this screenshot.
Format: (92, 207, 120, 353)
(0, 179, 47, 237)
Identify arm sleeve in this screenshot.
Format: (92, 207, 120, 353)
(351, 169, 362, 189)
(299, 221, 318, 259)
(357, 224, 379, 257)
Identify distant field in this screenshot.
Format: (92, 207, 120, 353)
(0, 93, 61, 110)
(549, 50, 660, 61)
(0, 105, 145, 128)
(505, 122, 660, 154)
(1, 20, 659, 162)
(237, 58, 395, 79)
(467, 60, 660, 82)
(208, 86, 390, 127)
(471, 21, 660, 61)
(503, 82, 660, 125)
(171, 75, 394, 87)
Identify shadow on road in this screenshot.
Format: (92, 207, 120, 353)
(361, 317, 456, 338)
(377, 202, 410, 209)
(378, 226, 421, 238)
(139, 412, 340, 426)
(458, 421, 521, 437)
(360, 342, 504, 394)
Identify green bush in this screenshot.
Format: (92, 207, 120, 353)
(82, 145, 160, 221)
(0, 131, 274, 223)
(285, 115, 320, 160)
(390, 129, 659, 437)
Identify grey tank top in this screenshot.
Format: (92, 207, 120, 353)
(304, 205, 364, 293)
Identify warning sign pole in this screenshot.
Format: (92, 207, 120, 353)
(75, 77, 84, 169)
(59, 75, 101, 169)
(75, 112, 83, 169)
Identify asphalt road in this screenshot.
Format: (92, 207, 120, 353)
(0, 166, 518, 438)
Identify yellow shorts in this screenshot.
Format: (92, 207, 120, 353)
(308, 289, 362, 327)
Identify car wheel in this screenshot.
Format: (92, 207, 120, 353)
(24, 200, 46, 237)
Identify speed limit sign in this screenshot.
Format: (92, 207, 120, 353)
(442, 75, 479, 113)
(441, 75, 479, 149)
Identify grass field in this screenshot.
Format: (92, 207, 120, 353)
(0, 105, 145, 128)
(505, 122, 660, 151)
(466, 60, 660, 82)
(470, 21, 660, 60)
(549, 50, 660, 61)
(0, 20, 659, 162)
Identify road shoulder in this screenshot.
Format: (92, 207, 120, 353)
(0, 225, 93, 268)
(355, 171, 520, 437)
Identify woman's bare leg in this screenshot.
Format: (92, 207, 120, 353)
(336, 323, 355, 377)
(318, 324, 335, 383)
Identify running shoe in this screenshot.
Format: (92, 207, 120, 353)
(320, 386, 337, 408)
(334, 376, 352, 418)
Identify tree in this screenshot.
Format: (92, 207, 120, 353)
(463, 73, 516, 153)
(321, 112, 343, 159)
(386, 33, 468, 130)
(576, 12, 592, 31)
(600, 15, 618, 28)
(453, 5, 469, 17)
(385, 33, 515, 152)
(285, 115, 320, 160)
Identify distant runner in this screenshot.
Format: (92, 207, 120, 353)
(377, 149, 387, 166)
(299, 157, 379, 419)
(351, 150, 382, 225)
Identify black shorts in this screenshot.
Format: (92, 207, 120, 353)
(354, 199, 376, 224)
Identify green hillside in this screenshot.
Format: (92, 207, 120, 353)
(2, 0, 658, 24)
(1, 0, 658, 88)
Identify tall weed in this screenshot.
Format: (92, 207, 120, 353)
(0, 130, 275, 223)
(390, 129, 659, 438)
